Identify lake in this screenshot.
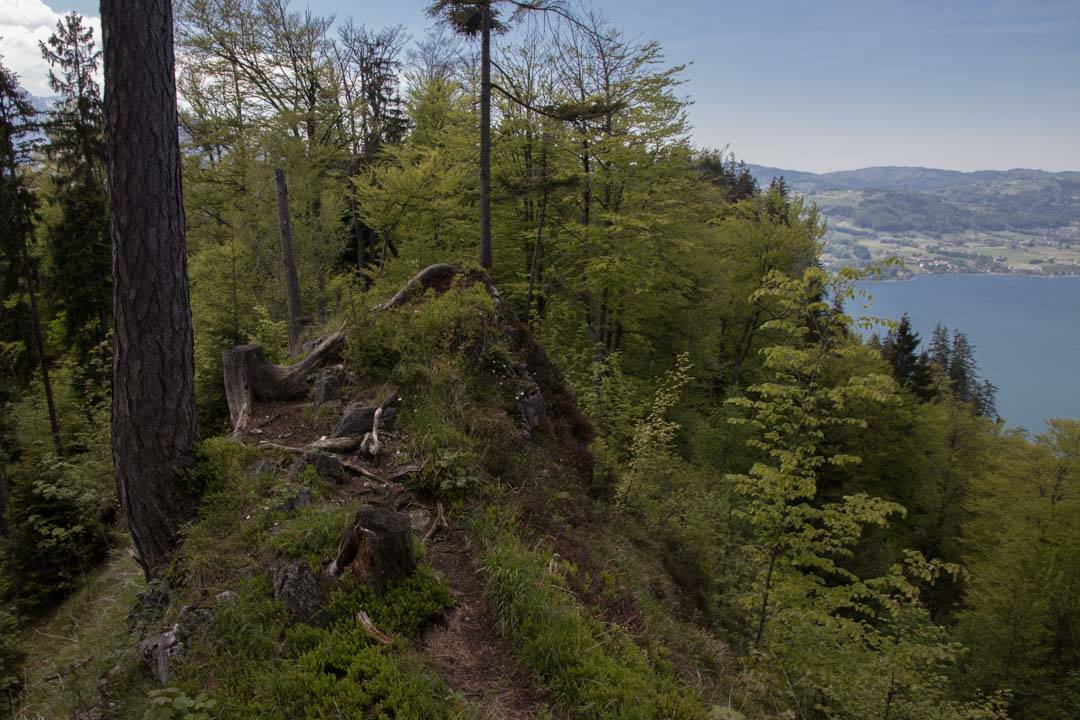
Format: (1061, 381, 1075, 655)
(856, 274, 1080, 433)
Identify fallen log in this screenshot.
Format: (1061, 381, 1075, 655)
(223, 329, 345, 431)
(375, 264, 460, 312)
(309, 435, 364, 453)
(382, 462, 423, 483)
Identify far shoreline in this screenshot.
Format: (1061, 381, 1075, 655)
(857, 271, 1080, 284)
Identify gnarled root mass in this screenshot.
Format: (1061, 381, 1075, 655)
(223, 330, 344, 435)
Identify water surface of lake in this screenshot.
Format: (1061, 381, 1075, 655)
(856, 275, 1080, 433)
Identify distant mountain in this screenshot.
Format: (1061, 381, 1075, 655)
(747, 165, 1080, 234)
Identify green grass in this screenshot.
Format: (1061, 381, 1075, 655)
(162, 572, 457, 720)
(473, 507, 707, 720)
(23, 435, 467, 719)
(14, 550, 144, 719)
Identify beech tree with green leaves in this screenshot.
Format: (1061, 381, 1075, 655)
(727, 266, 1008, 719)
(958, 419, 1080, 719)
(727, 266, 901, 648)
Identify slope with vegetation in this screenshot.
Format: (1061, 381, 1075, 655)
(1, 2, 1079, 719)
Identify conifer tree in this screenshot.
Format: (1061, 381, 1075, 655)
(427, 0, 504, 269)
(928, 322, 951, 370)
(0, 59, 62, 455)
(103, 0, 200, 578)
(39, 13, 111, 363)
(949, 330, 977, 402)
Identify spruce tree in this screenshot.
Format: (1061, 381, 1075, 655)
(949, 330, 977, 403)
(928, 322, 951, 371)
(882, 313, 920, 382)
(0, 59, 62, 455)
(39, 13, 111, 364)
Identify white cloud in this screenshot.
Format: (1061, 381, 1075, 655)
(0, 0, 102, 97)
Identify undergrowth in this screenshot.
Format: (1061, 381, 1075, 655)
(166, 572, 455, 719)
(98, 436, 462, 719)
(473, 506, 707, 720)
(345, 281, 521, 499)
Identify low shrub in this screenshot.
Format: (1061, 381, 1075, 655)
(0, 603, 23, 714)
(170, 570, 455, 719)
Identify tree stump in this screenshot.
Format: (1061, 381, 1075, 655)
(222, 330, 344, 432)
(328, 506, 416, 590)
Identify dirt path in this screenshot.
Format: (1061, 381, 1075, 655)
(245, 397, 552, 719)
(423, 526, 551, 719)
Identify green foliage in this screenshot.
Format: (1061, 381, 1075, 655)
(1, 365, 114, 610)
(0, 597, 23, 713)
(258, 504, 353, 566)
(166, 566, 454, 719)
(475, 508, 706, 719)
(131, 436, 456, 719)
(955, 419, 1080, 719)
(713, 266, 1010, 719)
(144, 688, 216, 720)
(327, 567, 453, 638)
(616, 352, 693, 508)
(39, 12, 111, 363)
(345, 281, 518, 497)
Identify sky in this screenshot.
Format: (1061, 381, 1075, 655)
(2, 0, 1078, 173)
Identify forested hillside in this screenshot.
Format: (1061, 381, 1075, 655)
(1, 2, 1078, 719)
(745, 166, 1080, 275)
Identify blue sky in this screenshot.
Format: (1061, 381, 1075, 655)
(4, 0, 1078, 172)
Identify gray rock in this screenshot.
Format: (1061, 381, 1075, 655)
(215, 590, 239, 604)
(271, 560, 329, 625)
(288, 451, 346, 483)
(137, 604, 214, 683)
(518, 383, 544, 432)
(331, 402, 396, 438)
(278, 487, 313, 512)
(310, 365, 347, 407)
(126, 579, 170, 634)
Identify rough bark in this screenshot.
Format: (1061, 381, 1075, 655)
(103, 0, 199, 579)
(0, 466, 9, 537)
(274, 167, 305, 355)
(222, 330, 344, 431)
(478, 2, 492, 269)
(328, 506, 416, 589)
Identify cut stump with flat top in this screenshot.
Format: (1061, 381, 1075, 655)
(329, 506, 416, 590)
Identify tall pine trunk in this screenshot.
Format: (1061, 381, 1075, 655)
(24, 260, 62, 455)
(103, 0, 198, 580)
(478, 2, 492, 269)
(274, 168, 305, 354)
